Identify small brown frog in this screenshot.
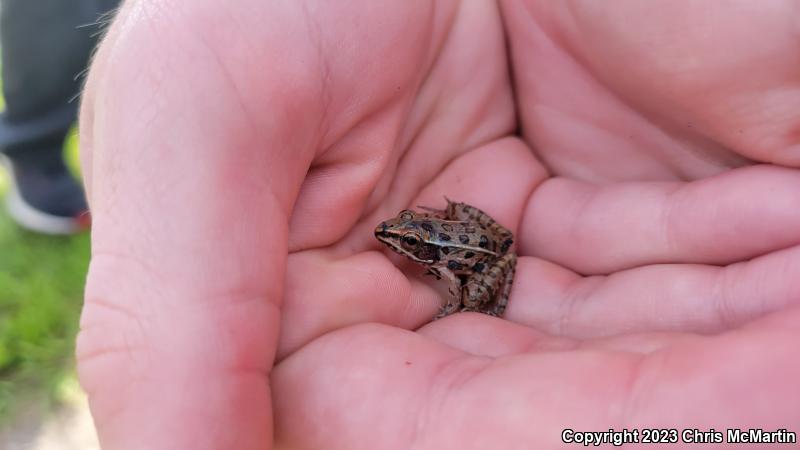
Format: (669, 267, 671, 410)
(374, 198, 516, 319)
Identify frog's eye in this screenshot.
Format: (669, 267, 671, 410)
(399, 210, 415, 221)
(401, 233, 421, 249)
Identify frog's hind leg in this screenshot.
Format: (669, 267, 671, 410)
(489, 253, 516, 317)
(417, 205, 447, 219)
(437, 200, 515, 254)
(417, 197, 458, 219)
(461, 253, 517, 317)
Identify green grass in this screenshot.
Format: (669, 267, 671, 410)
(0, 134, 90, 420)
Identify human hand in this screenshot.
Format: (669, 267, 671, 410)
(77, 1, 800, 449)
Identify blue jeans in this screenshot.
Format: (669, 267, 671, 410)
(0, 0, 120, 158)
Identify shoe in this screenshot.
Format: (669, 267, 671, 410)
(1, 150, 90, 235)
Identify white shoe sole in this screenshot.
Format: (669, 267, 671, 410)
(1, 154, 84, 235)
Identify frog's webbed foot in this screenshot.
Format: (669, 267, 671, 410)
(434, 300, 461, 320)
(435, 288, 462, 320)
(459, 306, 499, 317)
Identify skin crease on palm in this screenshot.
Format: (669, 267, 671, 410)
(75, 0, 800, 449)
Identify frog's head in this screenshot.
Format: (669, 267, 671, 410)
(374, 210, 440, 264)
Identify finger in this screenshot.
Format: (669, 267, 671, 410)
(277, 250, 441, 360)
(273, 311, 800, 449)
(76, 2, 323, 448)
(506, 1, 800, 179)
(417, 313, 577, 357)
(286, 0, 509, 253)
(77, 63, 96, 205)
(76, 0, 123, 207)
(520, 165, 800, 274)
(562, 1, 800, 167)
(415, 137, 546, 234)
(507, 245, 800, 337)
(422, 312, 703, 356)
(79, 1, 457, 447)
(340, 136, 545, 254)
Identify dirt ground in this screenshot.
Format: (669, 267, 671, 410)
(1, 388, 99, 450)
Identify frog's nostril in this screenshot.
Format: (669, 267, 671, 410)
(374, 223, 388, 236)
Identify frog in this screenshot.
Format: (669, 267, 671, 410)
(374, 198, 517, 319)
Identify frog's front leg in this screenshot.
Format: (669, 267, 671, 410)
(433, 269, 463, 320)
(460, 253, 517, 317)
(425, 268, 442, 280)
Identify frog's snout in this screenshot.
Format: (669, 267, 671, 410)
(374, 222, 389, 238)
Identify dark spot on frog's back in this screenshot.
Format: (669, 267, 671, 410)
(420, 222, 435, 233)
(463, 251, 474, 259)
(472, 262, 485, 273)
(459, 234, 470, 244)
(479, 235, 489, 248)
(439, 233, 451, 241)
(447, 260, 464, 271)
(501, 238, 513, 253)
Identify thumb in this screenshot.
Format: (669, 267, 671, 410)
(76, 3, 316, 448)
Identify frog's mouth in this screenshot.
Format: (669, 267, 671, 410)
(374, 223, 391, 244)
